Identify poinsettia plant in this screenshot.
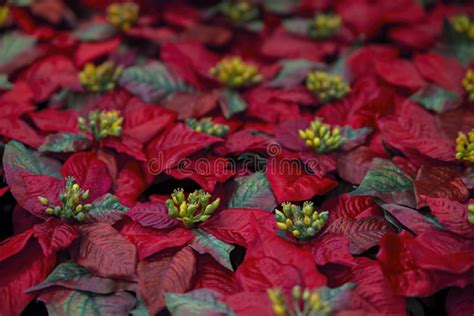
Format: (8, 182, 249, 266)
(1, 0, 474, 315)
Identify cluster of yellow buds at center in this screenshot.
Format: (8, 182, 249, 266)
(267, 286, 331, 316)
(299, 118, 345, 153)
(78, 110, 123, 140)
(79, 62, 123, 93)
(0, 6, 9, 27)
(166, 189, 220, 229)
(450, 15, 474, 40)
(462, 69, 474, 102)
(468, 204, 474, 225)
(210, 57, 262, 88)
(308, 13, 341, 39)
(107, 1, 139, 31)
(274, 201, 328, 240)
(306, 71, 350, 103)
(38, 177, 91, 221)
(186, 117, 230, 137)
(455, 129, 474, 162)
(221, 0, 259, 23)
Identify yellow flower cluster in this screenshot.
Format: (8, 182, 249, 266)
(455, 129, 474, 163)
(0, 6, 9, 27)
(274, 201, 328, 240)
(468, 204, 474, 225)
(79, 62, 123, 93)
(308, 13, 341, 39)
(166, 189, 220, 229)
(298, 118, 345, 153)
(221, 0, 259, 23)
(186, 117, 230, 137)
(450, 15, 474, 39)
(306, 71, 350, 103)
(78, 110, 123, 140)
(462, 69, 474, 102)
(267, 286, 330, 316)
(107, 1, 139, 31)
(210, 57, 262, 88)
(39, 177, 91, 221)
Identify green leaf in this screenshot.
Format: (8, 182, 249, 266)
(27, 261, 135, 294)
(218, 88, 247, 118)
(0, 74, 13, 89)
(190, 229, 234, 271)
(245, 20, 264, 32)
(411, 84, 461, 113)
(7, 0, 31, 6)
(341, 126, 373, 151)
(165, 289, 236, 316)
(3, 140, 62, 178)
(229, 172, 277, 211)
(119, 61, 192, 103)
(282, 18, 310, 36)
(85, 193, 129, 225)
(268, 59, 321, 88)
(351, 158, 416, 207)
(51, 89, 98, 110)
(0, 31, 37, 69)
(73, 22, 117, 41)
(39, 133, 92, 153)
(440, 19, 474, 64)
(261, 0, 300, 14)
(130, 298, 149, 316)
(40, 289, 136, 316)
(318, 283, 354, 311)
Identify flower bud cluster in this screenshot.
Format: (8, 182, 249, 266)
(107, 1, 139, 31)
(78, 110, 123, 140)
(267, 286, 330, 316)
(306, 71, 350, 103)
(210, 57, 262, 88)
(186, 117, 230, 137)
(468, 204, 474, 225)
(39, 177, 91, 221)
(298, 118, 345, 153)
(462, 69, 474, 102)
(450, 15, 474, 40)
(455, 129, 474, 163)
(79, 62, 123, 93)
(308, 13, 341, 39)
(221, 1, 259, 23)
(274, 201, 328, 240)
(166, 189, 220, 229)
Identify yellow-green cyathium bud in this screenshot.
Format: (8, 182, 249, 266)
(39, 176, 91, 221)
(462, 69, 474, 102)
(267, 286, 331, 316)
(298, 118, 345, 153)
(166, 189, 220, 229)
(79, 61, 123, 93)
(274, 201, 328, 241)
(455, 129, 474, 163)
(308, 13, 341, 39)
(186, 117, 230, 137)
(468, 203, 474, 225)
(221, 0, 259, 23)
(306, 71, 350, 103)
(107, 1, 139, 31)
(210, 56, 262, 88)
(0, 6, 9, 27)
(78, 110, 123, 141)
(450, 15, 474, 40)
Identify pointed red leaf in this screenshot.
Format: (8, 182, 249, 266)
(137, 247, 196, 315)
(33, 218, 80, 256)
(73, 223, 137, 280)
